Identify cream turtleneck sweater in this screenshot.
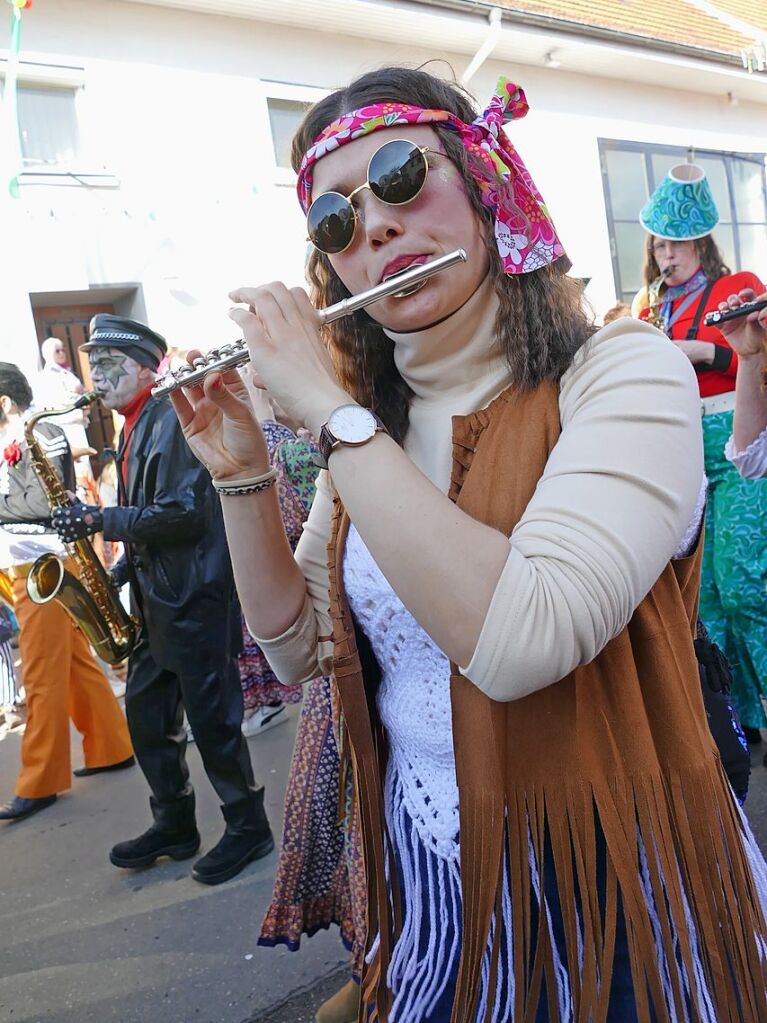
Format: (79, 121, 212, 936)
(253, 290, 703, 702)
(390, 276, 507, 488)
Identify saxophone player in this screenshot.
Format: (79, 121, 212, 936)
(0, 363, 134, 823)
(52, 316, 273, 885)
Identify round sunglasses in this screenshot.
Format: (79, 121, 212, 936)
(306, 139, 441, 255)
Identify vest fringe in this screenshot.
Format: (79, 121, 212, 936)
(448, 758, 767, 1023)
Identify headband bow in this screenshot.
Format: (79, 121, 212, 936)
(296, 77, 566, 275)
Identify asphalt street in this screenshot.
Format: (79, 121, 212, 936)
(2, 688, 767, 1023)
(0, 704, 348, 1023)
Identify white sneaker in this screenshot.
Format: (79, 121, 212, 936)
(241, 704, 287, 738)
(0, 705, 22, 729)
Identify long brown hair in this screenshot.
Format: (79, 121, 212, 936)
(291, 67, 595, 444)
(642, 233, 731, 290)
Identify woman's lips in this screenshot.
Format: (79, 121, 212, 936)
(380, 255, 428, 284)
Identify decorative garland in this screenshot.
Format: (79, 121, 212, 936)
(3, 0, 32, 198)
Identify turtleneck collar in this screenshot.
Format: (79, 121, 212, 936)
(381, 275, 511, 490)
(385, 276, 504, 404)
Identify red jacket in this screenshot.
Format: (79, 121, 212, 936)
(639, 270, 764, 397)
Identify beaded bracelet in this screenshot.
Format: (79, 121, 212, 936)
(212, 466, 278, 496)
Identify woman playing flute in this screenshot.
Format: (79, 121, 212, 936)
(171, 67, 767, 1022)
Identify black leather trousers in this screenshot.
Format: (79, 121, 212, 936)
(125, 637, 264, 834)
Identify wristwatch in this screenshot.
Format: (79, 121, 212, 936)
(316, 404, 387, 468)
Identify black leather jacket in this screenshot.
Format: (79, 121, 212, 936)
(104, 395, 241, 674)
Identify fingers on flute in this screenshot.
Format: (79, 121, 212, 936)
(169, 387, 195, 429)
(290, 286, 320, 324)
(229, 283, 316, 331)
(201, 372, 254, 419)
(228, 287, 257, 304)
(177, 350, 210, 407)
(730, 288, 755, 307)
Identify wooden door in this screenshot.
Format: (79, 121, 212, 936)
(32, 304, 117, 476)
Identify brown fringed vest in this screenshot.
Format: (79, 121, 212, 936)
(327, 381, 767, 1023)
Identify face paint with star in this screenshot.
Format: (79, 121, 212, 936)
(88, 348, 148, 411)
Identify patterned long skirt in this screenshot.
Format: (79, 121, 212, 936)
(258, 676, 366, 975)
(699, 409, 767, 728)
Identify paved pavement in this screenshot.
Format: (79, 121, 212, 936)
(2, 677, 767, 1023)
(0, 704, 348, 1023)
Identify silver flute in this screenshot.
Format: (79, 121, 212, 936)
(151, 248, 468, 397)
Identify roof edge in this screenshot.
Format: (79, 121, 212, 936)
(412, 0, 747, 68)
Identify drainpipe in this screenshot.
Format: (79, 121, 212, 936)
(461, 7, 503, 85)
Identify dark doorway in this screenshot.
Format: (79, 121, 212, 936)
(32, 303, 117, 477)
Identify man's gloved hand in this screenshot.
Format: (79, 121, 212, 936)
(109, 557, 129, 590)
(51, 503, 104, 543)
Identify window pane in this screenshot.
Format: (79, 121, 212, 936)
(731, 159, 767, 223)
(614, 221, 648, 295)
(603, 148, 649, 220)
(17, 87, 80, 166)
(738, 224, 767, 277)
(651, 153, 730, 219)
(712, 223, 737, 271)
(267, 98, 312, 169)
(697, 157, 733, 220)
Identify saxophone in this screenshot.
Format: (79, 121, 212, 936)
(25, 394, 138, 665)
(645, 266, 672, 331)
(0, 569, 13, 610)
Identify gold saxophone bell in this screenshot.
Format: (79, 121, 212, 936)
(24, 394, 138, 666)
(26, 552, 134, 664)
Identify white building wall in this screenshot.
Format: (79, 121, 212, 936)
(2, 0, 766, 374)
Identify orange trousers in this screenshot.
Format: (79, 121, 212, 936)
(11, 559, 133, 798)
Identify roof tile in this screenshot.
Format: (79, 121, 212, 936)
(491, 0, 767, 59)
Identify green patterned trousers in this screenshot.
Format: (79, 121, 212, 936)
(699, 409, 767, 728)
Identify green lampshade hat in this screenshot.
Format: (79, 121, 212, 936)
(639, 163, 720, 241)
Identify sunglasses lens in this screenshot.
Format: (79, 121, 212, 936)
(368, 140, 427, 205)
(307, 192, 356, 254)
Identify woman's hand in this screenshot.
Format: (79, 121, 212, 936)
(228, 282, 351, 438)
(715, 288, 767, 360)
(168, 351, 270, 481)
(675, 339, 715, 365)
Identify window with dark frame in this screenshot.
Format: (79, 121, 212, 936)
(266, 97, 313, 170)
(599, 139, 767, 306)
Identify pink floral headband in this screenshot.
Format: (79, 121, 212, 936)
(296, 77, 566, 275)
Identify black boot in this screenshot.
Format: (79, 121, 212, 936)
(192, 787, 274, 885)
(110, 825, 201, 869)
(110, 792, 199, 869)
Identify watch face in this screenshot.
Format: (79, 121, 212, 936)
(327, 404, 378, 444)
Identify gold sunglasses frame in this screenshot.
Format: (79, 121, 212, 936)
(306, 140, 434, 255)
